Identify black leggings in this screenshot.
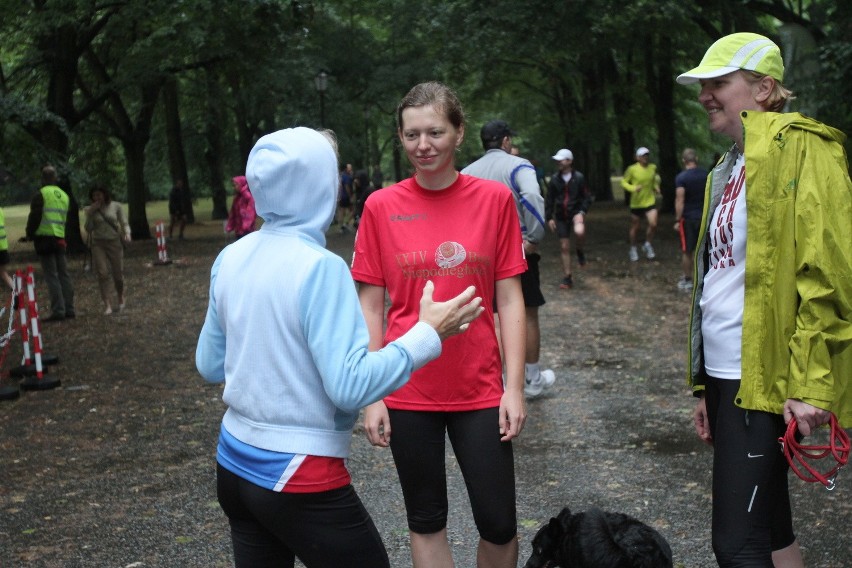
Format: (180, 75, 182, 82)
(387, 407, 517, 544)
(216, 464, 390, 568)
(704, 377, 795, 567)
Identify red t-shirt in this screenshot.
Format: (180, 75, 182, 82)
(351, 174, 526, 411)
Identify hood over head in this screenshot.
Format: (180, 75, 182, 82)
(232, 175, 250, 196)
(246, 127, 338, 244)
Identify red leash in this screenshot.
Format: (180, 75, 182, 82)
(779, 414, 850, 490)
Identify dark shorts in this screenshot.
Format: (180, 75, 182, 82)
(678, 218, 701, 253)
(0, 250, 9, 266)
(704, 377, 795, 565)
(338, 189, 352, 208)
(387, 407, 517, 544)
(630, 206, 656, 217)
(493, 253, 545, 311)
(553, 214, 583, 239)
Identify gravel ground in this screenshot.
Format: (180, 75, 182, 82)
(0, 200, 848, 568)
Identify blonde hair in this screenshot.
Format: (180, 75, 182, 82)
(742, 70, 794, 112)
(317, 128, 339, 161)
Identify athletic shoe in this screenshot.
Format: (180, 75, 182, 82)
(524, 369, 556, 398)
(559, 275, 573, 289)
(677, 278, 693, 291)
(629, 246, 639, 262)
(643, 241, 656, 260)
(577, 249, 587, 267)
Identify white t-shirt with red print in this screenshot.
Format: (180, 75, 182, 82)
(351, 174, 526, 411)
(700, 154, 747, 380)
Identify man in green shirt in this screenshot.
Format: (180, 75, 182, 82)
(620, 147, 661, 261)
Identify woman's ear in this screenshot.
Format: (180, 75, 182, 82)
(753, 75, 775, 106)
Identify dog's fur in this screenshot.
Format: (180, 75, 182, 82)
(523, 507, 673, 568)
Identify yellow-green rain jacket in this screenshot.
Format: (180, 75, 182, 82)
(687, 111, 852, 428)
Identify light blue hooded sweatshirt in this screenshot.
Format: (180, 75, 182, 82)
(196, 127, 440, 461)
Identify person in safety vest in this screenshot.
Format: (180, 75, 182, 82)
(25, 165, 75, 321)
(0, 207, 13, 291)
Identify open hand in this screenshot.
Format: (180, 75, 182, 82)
(418, 280, 484, 341)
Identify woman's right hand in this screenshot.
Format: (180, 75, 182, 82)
(693, 395, 713, 446)
(364, 401, 391, 447)
(418, 280, 484, 341)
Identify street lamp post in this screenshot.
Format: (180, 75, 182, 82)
(314, 70, 328, 127)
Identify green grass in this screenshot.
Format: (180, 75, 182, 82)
(3, 197, 220, 251)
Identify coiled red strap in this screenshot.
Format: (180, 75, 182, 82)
(779, 414, 850, 490)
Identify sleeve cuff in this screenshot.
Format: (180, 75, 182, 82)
(393, 321, 442, 371)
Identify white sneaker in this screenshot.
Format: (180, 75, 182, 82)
(525, 369, 556, 398)
(643, 242, 656, 260)
(629, 246, 639, 262)
(524, 378, 543, 398)
(677, 278, 693, 291)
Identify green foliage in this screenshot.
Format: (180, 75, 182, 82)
(1, 0, 849, 211)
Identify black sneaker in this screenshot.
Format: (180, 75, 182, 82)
(577, 249, 586, 267)
(559, 275, 573, 289)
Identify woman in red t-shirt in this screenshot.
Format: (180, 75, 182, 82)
(351, 81, 527, 568)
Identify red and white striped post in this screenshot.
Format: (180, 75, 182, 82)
(18, 266, 60, 391)
(15, 270, 31, 367)
(154, 221, 172, 265)
(26, 268, 44, 379)
(0, 280, 21, 401)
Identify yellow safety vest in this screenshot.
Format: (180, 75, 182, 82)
(35, 185, 69, 238)
(0, 208, 7, 252)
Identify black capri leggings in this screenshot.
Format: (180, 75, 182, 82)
(704, 377, 795, 567)
(217, 464, 390, 568)
(387, 407, 517, 545)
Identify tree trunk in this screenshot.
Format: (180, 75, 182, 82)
(116, 83, 162, 240)
(163, 78, 196, 221)
(124, 137, 152, 239)
(205, 69, 228, 220)
(646, 36, 678, 213)
(38, 23, 87, 252)
(582, 62, 613, 202)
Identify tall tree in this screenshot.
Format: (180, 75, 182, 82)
(2, 1, 121, 249)
(162, 77, 195, 222)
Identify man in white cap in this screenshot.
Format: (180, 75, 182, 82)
(462, 119, 556, 398)
(620, 147, 660, 261)
(545, 148, 591, 289)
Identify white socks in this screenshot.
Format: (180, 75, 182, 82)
(525, 362, 541, 384)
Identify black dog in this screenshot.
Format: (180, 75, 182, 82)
(523, 506, 673, 568)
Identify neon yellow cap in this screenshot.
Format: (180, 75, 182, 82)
(677, 32, 784, 85)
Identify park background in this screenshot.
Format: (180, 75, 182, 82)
(1, 0, 850, 246)
(1, 2, 851, 567)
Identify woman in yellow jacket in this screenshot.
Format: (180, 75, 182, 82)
(678, 32, 851, 567)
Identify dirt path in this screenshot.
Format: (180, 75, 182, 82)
(0, 200, 848, 567)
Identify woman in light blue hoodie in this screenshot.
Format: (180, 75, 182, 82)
(196, 127, 483, 568)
